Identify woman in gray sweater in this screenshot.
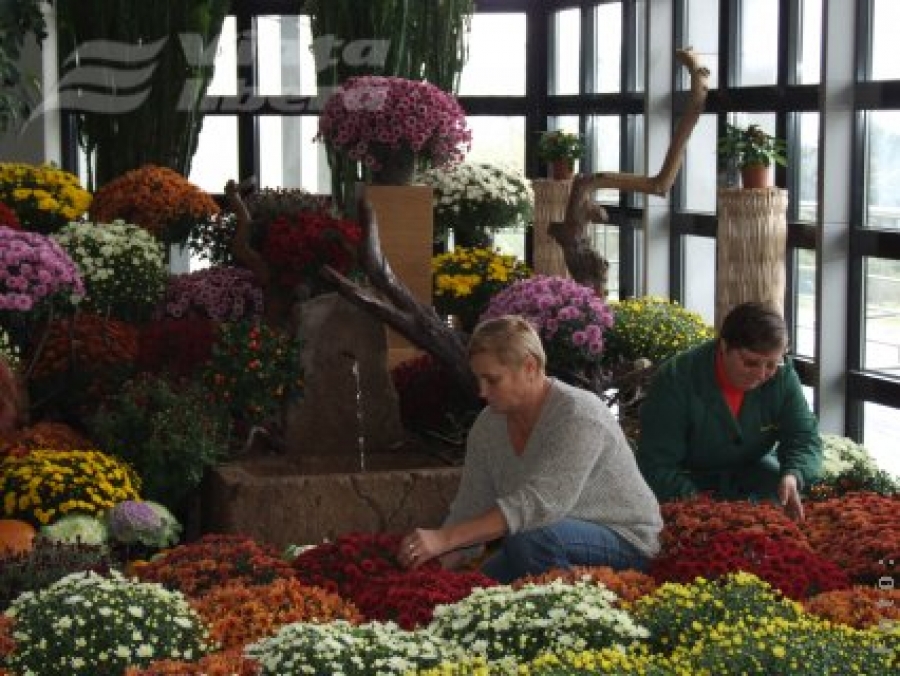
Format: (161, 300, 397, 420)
(399, 315, 662, 583)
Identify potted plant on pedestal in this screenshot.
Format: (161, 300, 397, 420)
(537, 130, 585, 180)
(717, 123, 787, 189)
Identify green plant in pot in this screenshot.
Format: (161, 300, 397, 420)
(537, 130, 585, 180)
(717, 123, 787, 189)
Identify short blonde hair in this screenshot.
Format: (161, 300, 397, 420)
(468, 315, 546, 371)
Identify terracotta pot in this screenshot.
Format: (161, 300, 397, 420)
(740, 163, 771, 189)
(550, 159, 575, 180)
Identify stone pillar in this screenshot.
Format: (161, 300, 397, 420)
(715, 187, 788, 329)
(531, 179, 571, 277)
(283, 293, 405, 460)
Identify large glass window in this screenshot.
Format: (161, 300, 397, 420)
(863, 257, 900, 375)
(551, 8, 580, 95)
(589, 115, 621, 203)
(796, 0, 822, 84)
(682, 114, 716, 213)
(591, 224, 621, 299)
(189, 116, 239, 193)
(206, 17, 237, 96)
(870, 0, 900, 80)
(258, 116, 326, 191)
(256, 16, 317, 97)
(865, 111, 900, 231)
(737, 0, 779, 86)
(864, 402, 900, 476)
(682, 0, 719, 88)
(795, 112, 819, 222)
(466, 116, 526, 171)
(793, 248, 816, 358)
(591, 2, 623, 94)
(459, 13, 527, 96)
(682, 235, 716, 324)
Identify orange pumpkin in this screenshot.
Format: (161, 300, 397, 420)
(0, 519, 36, 558)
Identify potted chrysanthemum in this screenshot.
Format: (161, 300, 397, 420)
(317, 76, 472, 208)
(419, 161, 534, 247)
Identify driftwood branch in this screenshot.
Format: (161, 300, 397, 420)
(549, 48, 710, 294)
(225, 179, 270, 287)
(320, 198, 476, 394)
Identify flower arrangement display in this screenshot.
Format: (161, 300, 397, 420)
(390, 353, 480, 439)
(27, 313, 138, 415)
(105, 500, 182, 550)
(0, 225, 85, 313)
(291, 532, 494, 629)
(125, 649, 260, 676)
(0, 162, 92, 234)
(658, 495, 807, 555)
(0, 420, 91, 459)
(40, 514, 109, 546)
(136, 317, 218, 380)
(317, 75, 472, 175)
(245, 619, 462, 676)
(4, 570, 214, 676)
(432, 246, 531, 332)
(88, 375, 229, 511)
(676, 612, 895, 674)
(602, 296, 714, 366)
(246, 188, 334, 226)
(53, 220, 167, 321)
(420, 162, 535, 246)
(204, 321, 304, 428)
(804, 586, 900, 630)
(261, 210, 362, 289)
(630, 571, 803, 653)
(650, 530, 851, 599)
(482, 275, 615, 375)
(0, 202, 21, 229)
(810, 433, 899, 499)
(158, 266, 264, 323)
(804, 492, 900, 582)
(132, 534, 294, 598)
(90, 165, 220, 245)
(191, 578, 362, 650)
(0, 449, 140, 526)
(515, 565, 659, 605)
(428, 579, 649, 668)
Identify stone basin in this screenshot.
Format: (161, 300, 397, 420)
(202, 443, 464, 550)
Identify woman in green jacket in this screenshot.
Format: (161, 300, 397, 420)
(636, 302, 822, 521)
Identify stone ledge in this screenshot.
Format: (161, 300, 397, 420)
(202, 457, 462, 550)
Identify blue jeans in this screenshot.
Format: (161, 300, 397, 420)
(480, 518, 650, 584)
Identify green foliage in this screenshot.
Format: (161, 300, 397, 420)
(717, 123, 787, 169)
(536, 130, 586, 162)
(87, 375, 230, 512)
(0, 0, 50, 133)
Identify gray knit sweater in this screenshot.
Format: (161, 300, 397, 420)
(445, 378, 662, 557)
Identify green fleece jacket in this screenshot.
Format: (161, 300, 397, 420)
(636, 340, 822, 502)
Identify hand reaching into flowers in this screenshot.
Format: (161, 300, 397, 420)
(778, 473, 804, 521)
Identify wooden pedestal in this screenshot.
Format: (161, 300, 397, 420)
(360, 184, 434, 367)
(715, 188, 788, 330)
(531, 179, 572, 277)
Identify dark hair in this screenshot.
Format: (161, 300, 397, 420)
(718, 302, 787, 353)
